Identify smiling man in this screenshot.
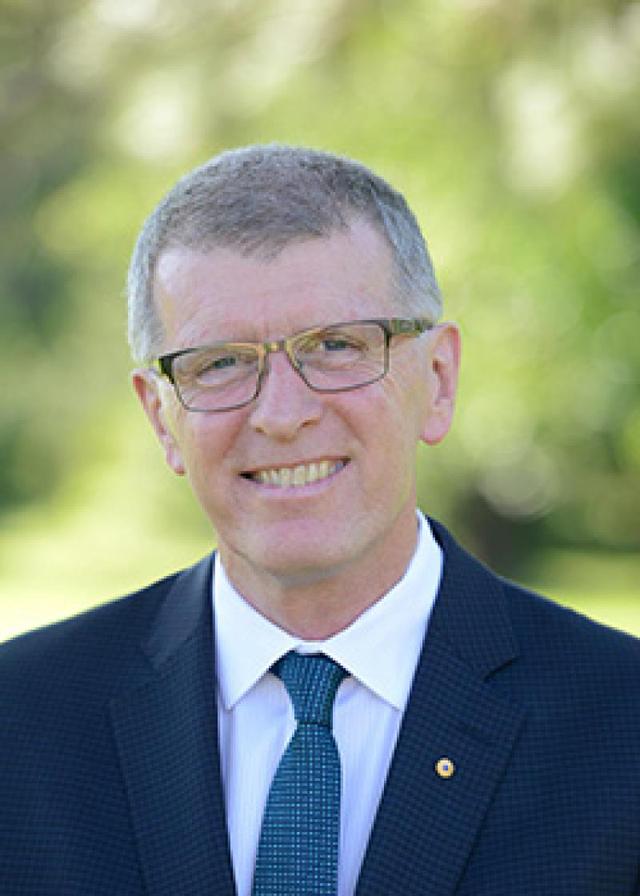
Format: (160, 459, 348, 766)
(134, 216, 458, 637)
(1, 146, 639, 896)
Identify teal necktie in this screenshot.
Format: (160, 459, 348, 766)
(252, 651, 347, 896)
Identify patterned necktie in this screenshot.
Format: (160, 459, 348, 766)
(252, 651, 348, 896)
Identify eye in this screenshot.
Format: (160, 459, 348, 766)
(321, 336, 354, 352)
(207, 354, 238, 370)
(175, 346, 258, 386)
(299, 330, 364, 354)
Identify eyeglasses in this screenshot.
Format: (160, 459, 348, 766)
(156, 318, 433, 412)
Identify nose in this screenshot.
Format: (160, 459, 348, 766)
(248, 351, 323, 440)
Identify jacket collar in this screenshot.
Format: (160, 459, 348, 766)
(142, 554, 214, 669)
(138, 518, 518, 680)
(427, 518, 519, 678)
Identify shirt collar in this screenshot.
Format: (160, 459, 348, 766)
(214, 511, 442, 712)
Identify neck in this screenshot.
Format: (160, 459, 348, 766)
(219, 513, 420, 639)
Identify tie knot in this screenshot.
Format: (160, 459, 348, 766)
(274, 652, 347, 728)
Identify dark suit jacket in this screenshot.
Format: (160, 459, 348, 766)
(1, 520, 639, 895)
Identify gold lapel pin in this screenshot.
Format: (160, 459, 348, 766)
(435, 757, 455, 779)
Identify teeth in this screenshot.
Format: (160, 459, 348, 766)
(251, 460, 344, 488)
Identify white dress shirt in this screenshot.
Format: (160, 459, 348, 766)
(214, 511, 443, 896)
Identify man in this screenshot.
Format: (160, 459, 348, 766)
(1, 145, 639, 895)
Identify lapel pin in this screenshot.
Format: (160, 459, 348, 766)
(435, 757, 455, 779)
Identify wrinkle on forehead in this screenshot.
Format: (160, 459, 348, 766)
(153, 221, 398, 351)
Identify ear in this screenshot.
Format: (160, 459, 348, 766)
(420, 323, 461, 446)
(132, 368, 186, 476)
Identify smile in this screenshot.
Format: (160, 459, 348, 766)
(243, 459, 348, 488)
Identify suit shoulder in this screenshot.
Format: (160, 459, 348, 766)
(0, 569, 183, 700)
(502, 576, 638, 648)
(432, 516, 639, 670)
(500, 577, 640, 694)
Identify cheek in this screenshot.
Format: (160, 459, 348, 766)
(175, 416, 240, 489)
(376, 370, 431, 444)
(347, 389, 423, 484)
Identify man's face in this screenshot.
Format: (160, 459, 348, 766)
(134, 220, 459, 591)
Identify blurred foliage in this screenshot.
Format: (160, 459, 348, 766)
(1, 0, 639, 612)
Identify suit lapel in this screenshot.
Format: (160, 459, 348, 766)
(356, 522, 527, 896)
(110, 557, 237, 896)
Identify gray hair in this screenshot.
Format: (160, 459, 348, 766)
(127, 144, 443, 362)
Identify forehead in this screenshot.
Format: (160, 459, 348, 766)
(153, 220, 398, 348)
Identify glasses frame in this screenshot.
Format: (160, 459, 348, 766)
(155, 317, 433, 412)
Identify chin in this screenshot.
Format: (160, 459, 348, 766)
(242, 536, 357, 586)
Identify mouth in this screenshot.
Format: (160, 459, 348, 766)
(241, 458, 348, 488)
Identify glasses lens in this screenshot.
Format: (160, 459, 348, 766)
(294, 323, 386, 391)
(172, 344, 260, 411)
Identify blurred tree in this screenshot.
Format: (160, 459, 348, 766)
(1, 0, 638, 572)
(1, 0, 110, 506)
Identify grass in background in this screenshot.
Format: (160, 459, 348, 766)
(1, 503, 638, 644)
(0, 403, 214, 642)
(525, 548, 640, 638)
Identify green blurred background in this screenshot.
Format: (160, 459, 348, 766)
(1, 0, 639, 643)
